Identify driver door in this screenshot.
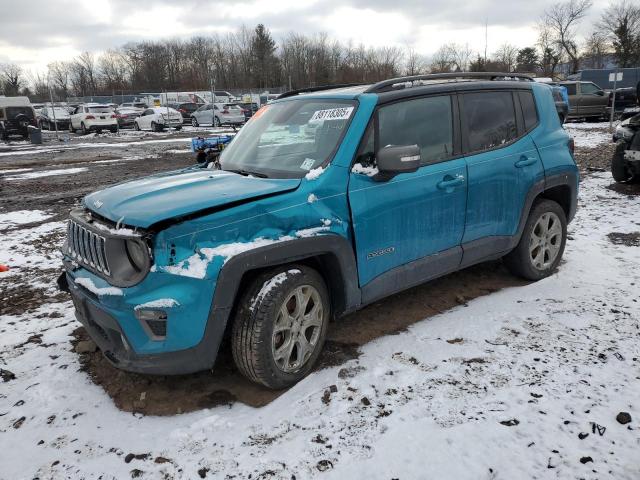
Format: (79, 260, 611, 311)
(347, 94, 467, 295)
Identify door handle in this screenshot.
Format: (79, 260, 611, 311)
(437, 175, 465, 190)
(515, 156, 537, 168)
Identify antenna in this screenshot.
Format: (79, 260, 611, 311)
(484, 18, 488, 64)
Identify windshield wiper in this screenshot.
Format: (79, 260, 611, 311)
(225, 168, 269, 178)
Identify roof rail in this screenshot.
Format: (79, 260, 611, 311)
(365, 72, 534, 93)
(278, 83, 365, 99)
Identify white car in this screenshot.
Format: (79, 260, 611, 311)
(190, 103, 245, 127)
(69, 104, 118, 134)
(134, 107, 183, 132)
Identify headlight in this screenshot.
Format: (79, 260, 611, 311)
(126, 239, 147, 271)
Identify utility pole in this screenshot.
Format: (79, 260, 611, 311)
(210, 67, 216, 127)
(609, 69, 620, 132)
(484, 18, 488, 64)
(47, 73, 59, 141)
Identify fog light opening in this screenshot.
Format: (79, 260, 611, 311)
(135, 309, 168, 340)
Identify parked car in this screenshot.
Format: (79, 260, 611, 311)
(237, 102, 259, 121)
(606, 87, 638, 118)
(39, 106, 71, 130)
(69, 104, 118, 134)
(166, 102, 201, 122)
(559, 81, 608, 120)
(190, 103, 245, 127)
(611, 113, 640, 182)
(0, 96, 37, 140)
(58, 73, 578, 389)
(115, 107, 143, 128)
(134, 107, 183, 132)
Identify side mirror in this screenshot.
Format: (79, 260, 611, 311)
(374, 144, 421, 181)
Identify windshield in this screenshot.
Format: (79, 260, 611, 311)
(47, 107, 69, 117)
(219, 99, 356, 178)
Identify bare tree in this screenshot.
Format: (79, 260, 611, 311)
(542, 0, 593, 73)
(537, 22, 564, 76)
(598, 0, 640, 67)
(430, 45, 454, 73)
(582, 31, 609, 68)
(0, 63, 23, 95)
(492, 43, 520, 72)
(47, 61, 71, 98)
(404, 46, 427, 75)
(447, 43, 474, 71)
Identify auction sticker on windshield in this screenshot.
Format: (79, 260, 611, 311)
(310, 106, 354, 122)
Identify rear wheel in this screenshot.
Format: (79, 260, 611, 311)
(232, 266, 330, 389)
(504, 199, 567, 281)
(134, 121, 140, 131)
(191, 117, 199, 127)
(81, 123, 88, 135)
(151, 121, 162, 132)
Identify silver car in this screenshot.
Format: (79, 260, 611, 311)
(190, 103, 245, 127)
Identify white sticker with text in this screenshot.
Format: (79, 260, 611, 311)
(310, 106, 354, 122)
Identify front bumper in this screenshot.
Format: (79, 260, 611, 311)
(60, 271, 225, 375)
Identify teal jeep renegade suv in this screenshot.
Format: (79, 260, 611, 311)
(59, 73, 578, 389)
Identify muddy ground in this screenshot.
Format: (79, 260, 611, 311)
(2, 125, 639, 416)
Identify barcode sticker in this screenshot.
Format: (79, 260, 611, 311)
(310, 106, 354, 122)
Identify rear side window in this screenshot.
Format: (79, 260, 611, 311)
(519, 91, 538, 132)
(564, 83, 577, 95)
(378, 95, 453, 165)
(463, 92, 517, 152)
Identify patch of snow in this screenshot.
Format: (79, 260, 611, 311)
(134, 298, 180, 310)
(0, 167, 33, 174)
(0, 221, 66, 272)
(564, 124, 612, 149)
(4, 167, 87, 181)
(0, 210, 52, 231)
(352, 163, 379, 177)
(307, 193, 318, 203)
(164, 149, 192, 154)
(91, 222, 141, 237)
(249, 270, 301, 311)
(305, 166, 325, 180)
(295, 226, 330, 237)
(74, 277, 123, 296)
(1, 173, 639, 479)
(321, 218, 332, 226)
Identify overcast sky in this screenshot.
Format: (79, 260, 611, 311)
(0, 0, 609, 74)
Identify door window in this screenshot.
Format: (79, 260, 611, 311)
(377, 96, 453, 165)
(463, 92, 517, 152)
(564, 83, 577, 95)
(581, 83, 601, 95)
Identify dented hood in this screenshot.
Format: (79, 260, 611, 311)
(83, 169, 301, 228)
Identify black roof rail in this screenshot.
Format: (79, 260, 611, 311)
(278, 83, 365, 99)
(365, 72, 534, 93)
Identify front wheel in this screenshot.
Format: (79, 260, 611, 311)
(504, 199, 567, 281)
(81, 123, 88, 135)
(232, 266, 330, 389)
(612, 141, 632, 182)
(191, 117, 199, 127)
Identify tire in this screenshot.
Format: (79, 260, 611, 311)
(175, 126, 182, 131)
(110, 126, 118, 133)
(69, 122, 75, 134)
(191, 117, 199, 127)
(232, 265, 330, 389)
(214, 116, 220, 127)
(612, 142, 632, 182)
(134, 121, 140, 131)
(151, 121, 163, 132)
(504, 199, 567, 281)
(81, 123, 88, 135)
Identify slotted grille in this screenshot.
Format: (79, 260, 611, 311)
(66, 220, 110, 275)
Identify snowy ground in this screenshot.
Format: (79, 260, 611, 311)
(1, 121, 639, 479)
(1, 177, 639, 478)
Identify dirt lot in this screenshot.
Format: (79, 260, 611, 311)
(1, 123, 638, 414)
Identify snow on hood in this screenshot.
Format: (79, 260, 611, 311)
(83, 169, 301, 228)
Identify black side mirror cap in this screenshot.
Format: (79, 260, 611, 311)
(374, 144, 421, 181)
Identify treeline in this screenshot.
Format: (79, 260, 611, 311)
(1, 0, 639, 101)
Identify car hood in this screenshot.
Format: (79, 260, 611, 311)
(83, 169, 301, 228)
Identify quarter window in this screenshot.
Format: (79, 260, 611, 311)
(463, 92, 517, 152)
(519, 91, 538, 132)
(378, 95, 453, 165)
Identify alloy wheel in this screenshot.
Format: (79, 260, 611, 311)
(529, 212, 562, 270)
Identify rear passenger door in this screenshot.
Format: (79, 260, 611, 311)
(460, 89, 544, 265)
(348, 94, 467, 289)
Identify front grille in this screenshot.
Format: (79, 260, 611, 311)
(67, 220, 110, 275)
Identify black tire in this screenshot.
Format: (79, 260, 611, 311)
(151, 121, 162, 132)
(231, 265, 330, 389)
(81, 123, 88, 135)
(134, 121, 140, 131)
(69, 122, 75, 134)
(110, 127, 118, 133)
(504, 199, 567, 281)
(191, 117, 199, 127)
(612, 142, 632, 182)
(213, 116, 220, 127)
(175, 125, 182, 131)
